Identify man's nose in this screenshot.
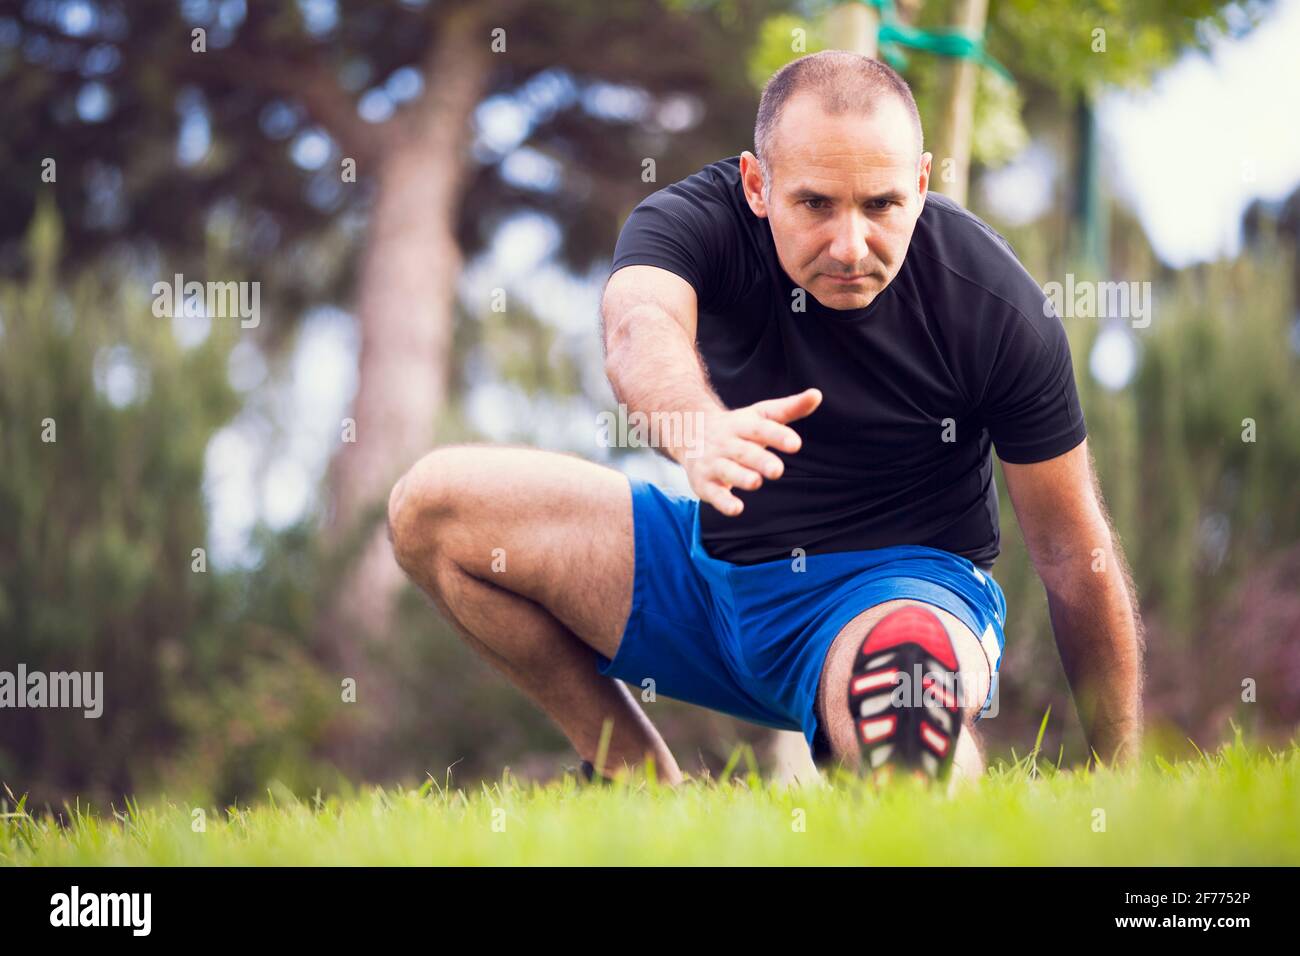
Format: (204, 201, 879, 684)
(827, 210, 870, 270)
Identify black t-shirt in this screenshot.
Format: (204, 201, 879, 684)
(608, 155, 1087, 572)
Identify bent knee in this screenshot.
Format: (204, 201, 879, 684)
(387, 445, 475, 572)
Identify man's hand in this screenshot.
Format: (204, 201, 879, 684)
(676, 388, 822, 517)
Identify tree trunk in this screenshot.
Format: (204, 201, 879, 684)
(932, 0, 987, 207)
(319, 7, 492, 772)
(824, 2, 879, 57)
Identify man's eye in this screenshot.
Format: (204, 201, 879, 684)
(804, 198, 894, 211)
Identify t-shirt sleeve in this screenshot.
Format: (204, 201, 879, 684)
(980, 300, 1088, 464)
(609, 189, 724, 310)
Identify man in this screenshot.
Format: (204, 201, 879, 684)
(388, 51, 1145, 789)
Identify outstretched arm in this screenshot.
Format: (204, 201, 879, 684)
(601, 264, 726, 464)
(601, 264, 821, 517)
(1001, 439, 1146, 767)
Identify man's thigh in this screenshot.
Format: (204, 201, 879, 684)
(395, 444, 634, 658)
(592, 478, 790, 729)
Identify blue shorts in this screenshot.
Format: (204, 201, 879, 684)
(594, 477, 1008, 755)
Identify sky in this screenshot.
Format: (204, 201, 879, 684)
(192, 0, 1300, 568)
(1097, 0, 1300, 267)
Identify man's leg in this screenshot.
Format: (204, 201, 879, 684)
(387, 444, 683, 784)
(815, 599, 992, 792)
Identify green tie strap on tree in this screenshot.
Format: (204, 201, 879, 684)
(861, 0, 1015, 83)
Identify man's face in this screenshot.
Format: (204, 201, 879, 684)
(742, 93, 931, 310)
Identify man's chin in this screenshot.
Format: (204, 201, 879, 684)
(814, 283, 877, 311)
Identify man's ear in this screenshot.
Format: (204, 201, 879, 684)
(739, 150, 769, 217)
(917, 151, 932, 203)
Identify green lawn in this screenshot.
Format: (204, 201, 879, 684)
(4, 726, 1297, 865)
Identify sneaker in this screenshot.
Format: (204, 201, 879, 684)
(578, 759, 616, 785)
(847, 605, 967, 784)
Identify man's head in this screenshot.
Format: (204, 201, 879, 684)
(742, 51, 932, 311)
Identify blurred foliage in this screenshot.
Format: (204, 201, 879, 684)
(0, 0, 792, 335)
(984, 232, 1300, 758)
(984, 0, 1261, 102)
(0, 200, 338, 807)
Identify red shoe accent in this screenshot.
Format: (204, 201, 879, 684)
(856, 605, 958, 670)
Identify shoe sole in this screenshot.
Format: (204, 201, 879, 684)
(847, 605, 966, 784)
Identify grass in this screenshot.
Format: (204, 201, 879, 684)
(3, 722, 1297, 866)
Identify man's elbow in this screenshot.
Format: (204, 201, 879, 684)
(1031, 527, 1118, 595)
(602, 310, 631, 361)
(602, 323, 632, 390)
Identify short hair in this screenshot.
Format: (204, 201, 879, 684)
(754, 51, 924, 199)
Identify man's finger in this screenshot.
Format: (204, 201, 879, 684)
(751, 387, 823, 425)
(710, 458, 763, 492)
(704, 483, 744, 517)
(733, 416, 803, 455)
(725, 437, 785, 479)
